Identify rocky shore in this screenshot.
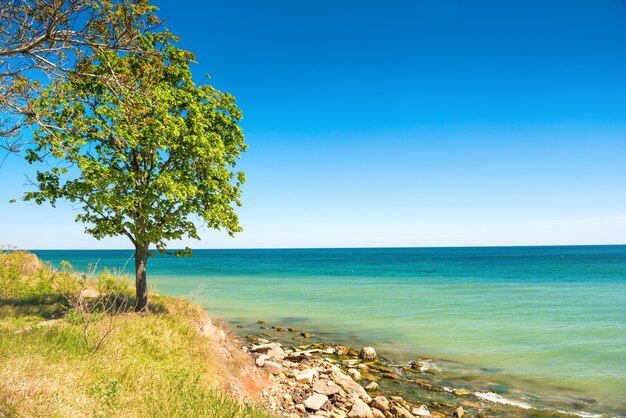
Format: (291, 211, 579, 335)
(243, 335, 479, 418)
(236, 324, 598, 418)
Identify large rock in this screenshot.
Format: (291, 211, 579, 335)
(330, 369, 371, 402)
(249, 342, 286, 359)
(412, 405, 431, 417)
(263, 360, 284, 375)
(359, 347, 377, 361)
(255, 354, 269, 367)
(304, 393, 329, 411)
(370, 396, 390, 412)
(348, 398, 374, 418)
(348, 368, 362, 380)
(313, 379, 342, 395)
(390, 405, 415, 418)
(364, 382, 379, 391)
(295, 368, 319, 384)
(371, 408, 385, 418)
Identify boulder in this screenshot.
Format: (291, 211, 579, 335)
(390, 405, 414, 418)
(348, 368, 362, 380)
(452, 389, 472, 396)
(454, 407, 464, 418)
(255, 354, 269, 367)
(263, 361, 284, 375)
(313, 379, 342, 395)
(304, 393, 329, 411)
(412, 405, 430, 417)
(348, 398, 374, 418)
(359, 347, 377, 361)
(249, 342, 286, 359)
(364, 382, 379, 391)
(372, 408, 385, 418)
(296, 368, 319, 384)
(330, 369, 371, 402)
(370, 396, 390, 412)
(332, 409, 348, 418)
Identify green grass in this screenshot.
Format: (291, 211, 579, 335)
(0, 249, 270, 417)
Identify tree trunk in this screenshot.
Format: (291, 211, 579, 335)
(134, 243, 149, 312)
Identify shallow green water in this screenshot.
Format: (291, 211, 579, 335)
(34, 246, 626, 416)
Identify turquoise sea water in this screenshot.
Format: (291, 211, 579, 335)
(34, 246, 626, 416)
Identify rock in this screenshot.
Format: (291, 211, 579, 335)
(359, 347, 377, 361)
(430, 413, 445, 418)
(364, 382, 379, 391)
(372, 408, 385, 418)
(390, 396, 405, 404)
(348, 368, 362, 380)
(348, 398, 374, 418)
(295, 403, 306, 413)
(296, 368, 319, 384)
(263, 360, 284, 375)
(452, 389, 472, 396)
(300, 332, 311, 338)
(249, 342, 286, 359)
(335, 345, 350, 356)
(255, 354, 269, 367)
(390, 405, 414, 418)
(332, 409, 348, 418)
(412, 405, 430, 417)
(323, 347, 336, 354)
(361, 373, 378, 381)
(370, 396, 390, 412)
(330, 369, 371, 403)
(313, 379, 342, 395)
(454, 407, 464, 418)
(305, 393, 329, 411)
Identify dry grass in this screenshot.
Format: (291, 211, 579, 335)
(0, 250, 270, 418)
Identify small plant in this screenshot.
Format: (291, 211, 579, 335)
(89, 378, 121, 409)
(63, 265, 132, 355)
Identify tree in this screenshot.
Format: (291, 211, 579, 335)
(24, 33, 247, 311)
(0, 0, 159, 154)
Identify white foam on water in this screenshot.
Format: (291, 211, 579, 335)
(552, 409, 603, 418)
(474, 391, 532, 409)
(475, 391, 607, 418)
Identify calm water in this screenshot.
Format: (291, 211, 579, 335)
(34, 246, 626, 416)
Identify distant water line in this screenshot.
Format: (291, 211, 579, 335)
(33, 246, 626, 416)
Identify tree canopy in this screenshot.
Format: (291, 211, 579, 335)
(0, 0, 159, 153)
(24, 32, 247, 310)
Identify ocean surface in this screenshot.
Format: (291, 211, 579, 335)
(33, 246, 626, 416)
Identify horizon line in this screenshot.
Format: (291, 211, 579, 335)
(24, 243, 626, 251)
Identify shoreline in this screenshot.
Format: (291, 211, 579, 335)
(228, 317, 612, 418)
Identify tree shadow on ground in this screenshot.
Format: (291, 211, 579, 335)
(0, 293, 67, 320)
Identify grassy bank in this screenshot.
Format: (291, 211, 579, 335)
(0, 249, 269, 417)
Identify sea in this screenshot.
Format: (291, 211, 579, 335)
(33, 246, 626, 417)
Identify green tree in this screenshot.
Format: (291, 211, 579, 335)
(1, 0, 160, 154)
(24, 33, 246, 311)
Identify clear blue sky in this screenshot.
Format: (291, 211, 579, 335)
(2, 0, 626, 249)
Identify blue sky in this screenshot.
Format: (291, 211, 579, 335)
(2, 0, 626, 249)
